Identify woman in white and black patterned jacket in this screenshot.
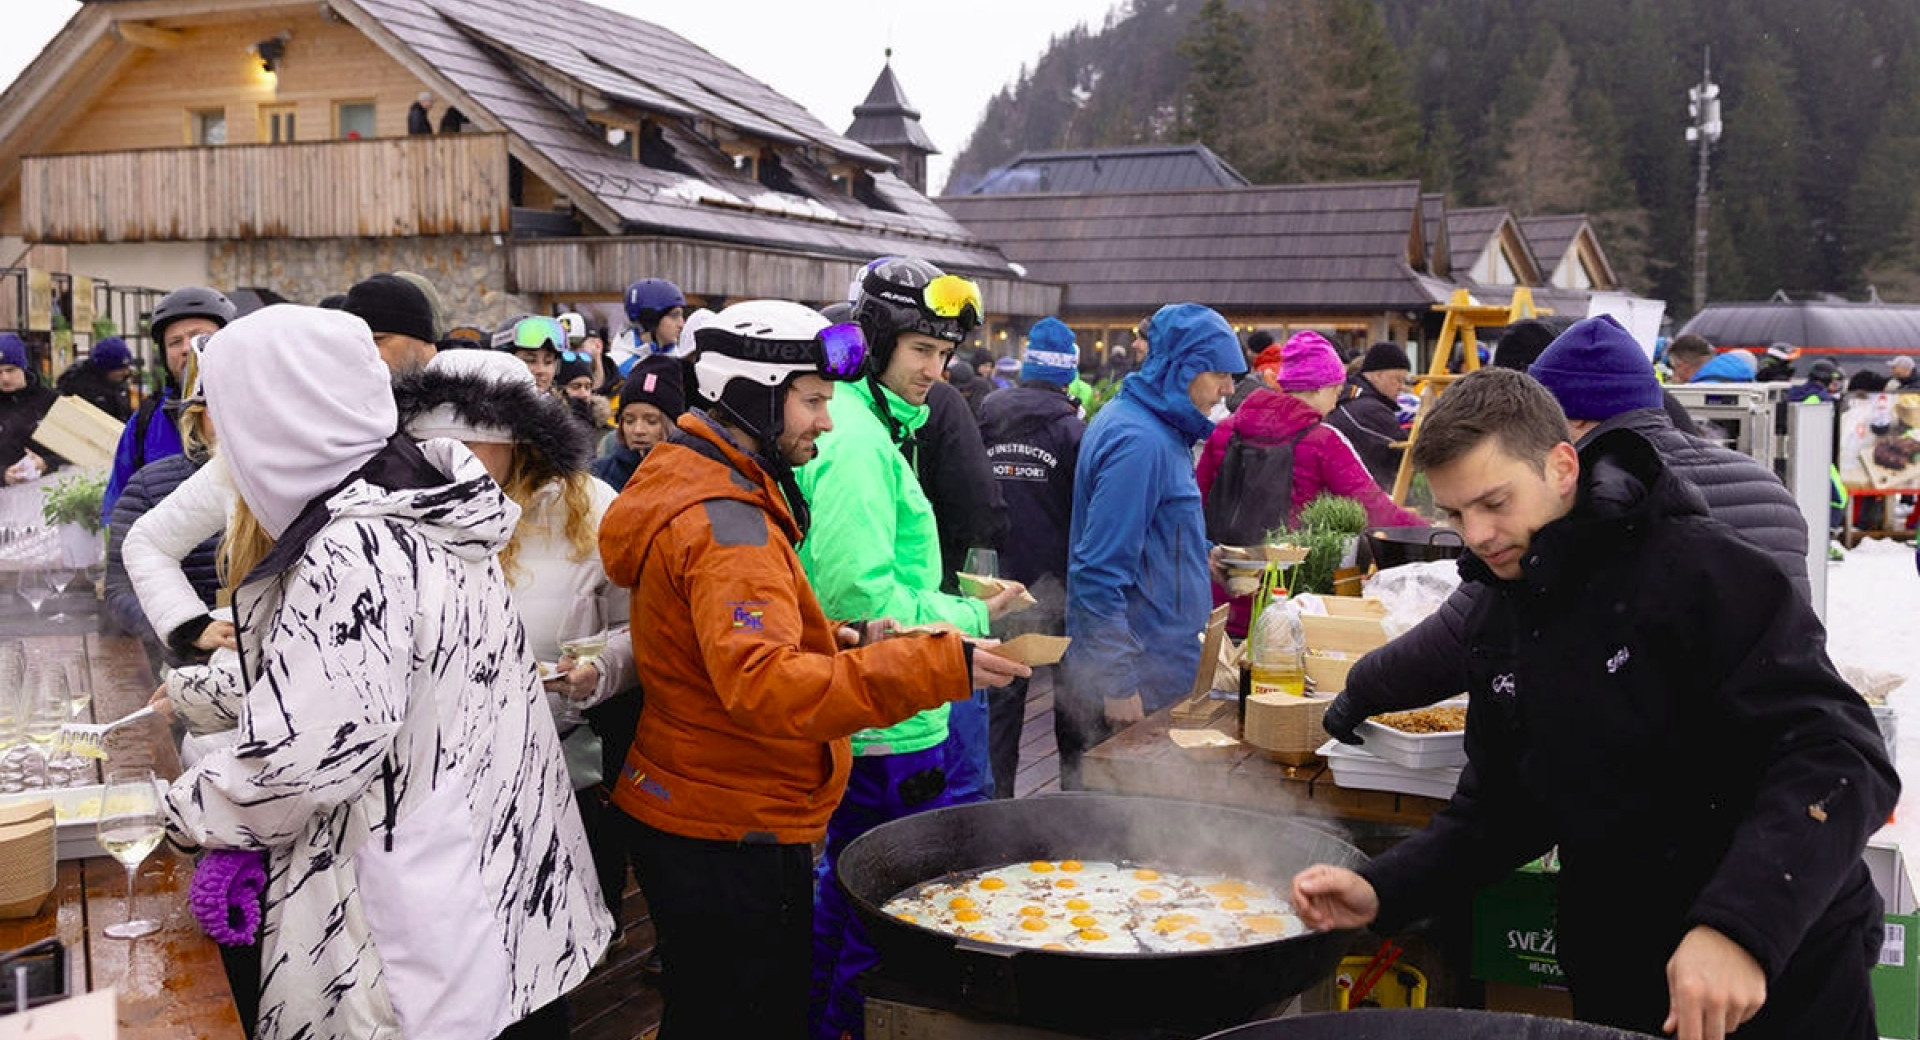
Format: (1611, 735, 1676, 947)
(160, 305, 612, 1040)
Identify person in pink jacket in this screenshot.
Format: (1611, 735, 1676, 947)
(1198, 331, 1425, 632)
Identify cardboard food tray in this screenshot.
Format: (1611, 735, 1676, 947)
(994, 634, 1070, 667)
(0, 787, 107, 861)
(29, 396, 122, 472)
(954, 572, 1039, 613)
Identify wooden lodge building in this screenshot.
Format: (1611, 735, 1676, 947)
(939, 144, 1634, 365)
(0, 0, 1057, 358)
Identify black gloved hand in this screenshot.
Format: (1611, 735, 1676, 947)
(1321, 693, 1367, 745)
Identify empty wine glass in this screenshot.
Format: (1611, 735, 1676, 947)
(41, 566, 75, 623)
(964, 548, 1000, 580)
(97, 768, 164, 939)
(15, 568, 48, 614)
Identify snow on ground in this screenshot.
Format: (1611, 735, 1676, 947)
(1826, 538, 1920, 876)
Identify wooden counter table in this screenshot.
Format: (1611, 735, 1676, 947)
(1080, 700, 1452, 831)
(0, 633, 246, 1039)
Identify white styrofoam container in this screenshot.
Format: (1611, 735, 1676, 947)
(1355, 718, 1468, 769)
(1319, 740, 1462, 801)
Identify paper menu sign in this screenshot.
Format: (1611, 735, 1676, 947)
(0, 988, 118, 1039)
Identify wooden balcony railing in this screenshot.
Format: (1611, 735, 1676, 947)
(20, 133, 510, 243)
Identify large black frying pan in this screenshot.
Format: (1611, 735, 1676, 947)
(1201, 1009, 1658, 1039)
(837, 793, 1368, 1037)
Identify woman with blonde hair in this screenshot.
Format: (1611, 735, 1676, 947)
(394, 347, 637, 928)
(161, 305, 609, 1040)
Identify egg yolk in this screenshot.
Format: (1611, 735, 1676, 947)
(1135, 889, 1163, 902)
(1054, 879, 1079, 889)
(1065, 898, 1092, 911)
(1204, 880, 1255, 898)
(954, 910, 983, 923)
(1028, 861, 1056, 873)
(1070, 914, 1099, 928)
(1019, 905, 1045, 917)
(967, 931, 996, 942)
(949, 897, 976, 910)
(895, 913, 917, 924)
(1243, 915, 1287, 935)
(1185, 931, 1214, 944)
(1133, 869, 1160, 881)
(1020, 918, 1049, 932)
(1042, 943, 1069, 950)
(1219, 897, 1249, 911)
(1152, 913, 1195, 934)
(1078, 928, 1108, 941)
(978, 878, 1007, 891)
(1059, 860, 1084, 871)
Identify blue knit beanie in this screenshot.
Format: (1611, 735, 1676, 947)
(0, 334, 27, 372)
(1528, 315, 1664, 420)
(90, 336, 133, 371)
(1022, 317, 1078, 386)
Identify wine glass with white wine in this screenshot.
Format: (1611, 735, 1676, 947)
(21, 667, 65, 787)
(97, 768, 165, 939)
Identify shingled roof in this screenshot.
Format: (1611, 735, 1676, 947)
(956, 144, 1249, 196)
(939, 181, 1447, 315)
(845, 59, 937, 154)
(338, 0, 1008, 272)
(1446, 206, 1544, 287)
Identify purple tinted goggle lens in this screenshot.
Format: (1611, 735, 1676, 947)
(818, 323, 868, 378)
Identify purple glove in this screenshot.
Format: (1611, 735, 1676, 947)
(189, 849, 267, 946)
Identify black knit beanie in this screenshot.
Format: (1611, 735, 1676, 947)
(343, 275, 435, 343)
(1360, 341, 1411, 373)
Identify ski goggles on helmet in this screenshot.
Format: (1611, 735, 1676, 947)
(815, 322, 868, 380)
(921, 275, 984, 326)
(695, 322, 869, 383)
(493, 315, 566, 353)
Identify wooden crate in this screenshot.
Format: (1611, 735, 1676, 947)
(1304, 651, 1359, 694)
(1302, 613, 1389, 655)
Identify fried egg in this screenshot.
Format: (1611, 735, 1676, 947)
(882, 860, 1305, 953)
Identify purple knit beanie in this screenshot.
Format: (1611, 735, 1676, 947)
(1528, 315, 1664, 420)
(1277, 331, 1347, 392)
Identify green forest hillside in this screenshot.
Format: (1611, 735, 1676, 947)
(947, 0, 1920, 313)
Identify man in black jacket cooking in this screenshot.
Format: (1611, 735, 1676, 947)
(1292, 366, 1896, 1040)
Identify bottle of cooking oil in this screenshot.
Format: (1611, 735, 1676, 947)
(1248, 595, 1306, 697)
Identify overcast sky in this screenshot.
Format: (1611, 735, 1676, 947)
(0, 0, 1122, 193)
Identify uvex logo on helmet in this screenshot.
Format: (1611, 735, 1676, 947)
(730, 338, 816, 365)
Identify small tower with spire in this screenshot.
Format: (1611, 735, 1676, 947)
(845, 49, 938, 194)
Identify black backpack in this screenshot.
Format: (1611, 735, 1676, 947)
(1204, 427, 1312, 546)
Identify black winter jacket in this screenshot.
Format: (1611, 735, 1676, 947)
(914, 379, 1007, 593)
(979, 383, 1085, 625)
(1361, 428, 1895, 1038)
(1326, 373, 1404, 490)
(55, 364, 132, 421)
(1328, 407, 1811, 737)
(105, 451, 221, 663)
(0, 377, 57, 472)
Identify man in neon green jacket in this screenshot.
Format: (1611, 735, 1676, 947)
(800, 257, 1025, 1040)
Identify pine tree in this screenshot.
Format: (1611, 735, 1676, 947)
(1178, 0, 1255, 149)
